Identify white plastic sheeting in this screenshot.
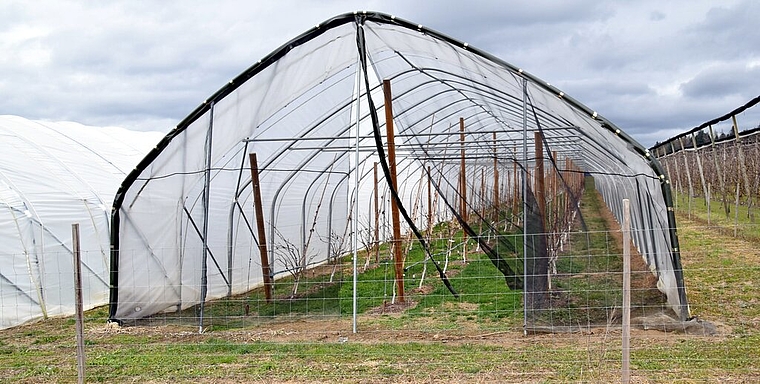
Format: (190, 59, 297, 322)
(0, 115, 162, 329)
(109, 12, 689, 322)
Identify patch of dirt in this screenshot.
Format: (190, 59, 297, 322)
(365, 300, 418, 315)
(88, 314, 723, 349)
(408, 285, 434, 295)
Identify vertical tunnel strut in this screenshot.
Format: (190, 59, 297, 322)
(521, 76, 529, 334)
(199, 102, 214, 333)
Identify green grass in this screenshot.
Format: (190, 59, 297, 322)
(2, 179, 759, 382)
(673, 190, 760, 240)
(2, 319, 758, 382)
(170, 219, 526, 332)
(670, 189, 760, 330)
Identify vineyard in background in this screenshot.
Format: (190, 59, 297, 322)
(652, 96, 760, 231)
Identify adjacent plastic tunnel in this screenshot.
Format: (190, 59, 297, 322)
(0, 115, 161, 329)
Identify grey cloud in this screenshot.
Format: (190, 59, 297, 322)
(680, 64, 760, 100)
(682, 1, 760, 58)
(1, 0, 757, 147)
(650, 11, 666, 21)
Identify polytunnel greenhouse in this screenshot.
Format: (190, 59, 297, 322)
(0, 116, 162, 329)
(107, 12, 689, 327)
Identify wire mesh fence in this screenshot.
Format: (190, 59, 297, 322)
(1, 219, 758, 382)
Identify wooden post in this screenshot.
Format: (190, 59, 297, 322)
(480, 168, 486, 220)
(565, 157, 572, 216)
(72, 224, 85, 384)
(707, 125, 729, 217)
(534, 132, 546, 224)
(622, 199, 631, 384)
(374, 162, 380, 263)
(383, 79, 405, 303)
(427, 166, 433, 238)
(551, 151, 558, 232)
(678, 137, 694, 219)
(732, 115, 753, 214)
(493, 132, 499, 222)
(707, 183, 712, 226)
(513, 161, 520, 223)
(459, 117, 468, 225)
(735, 182, 740, 237)
(459, 117, 468, 261)
(249, 153, 273, 302)
(691, 132, 709, 206)
(670, 142, 682, 203)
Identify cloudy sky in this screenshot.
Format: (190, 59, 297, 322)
(1, 0, 758, 147)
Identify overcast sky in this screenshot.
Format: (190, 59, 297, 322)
(2, 0, 758, 147)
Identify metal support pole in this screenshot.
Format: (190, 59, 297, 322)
(199, 104, 214, 333)
(352, 57, 363, 333)
(521, 76, 529, 335)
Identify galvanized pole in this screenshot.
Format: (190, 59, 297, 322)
(352, 54, 362, 334)
(521, 76, 529, 335)
(622, 199, 631, 384)
(199, 104, 214, 333)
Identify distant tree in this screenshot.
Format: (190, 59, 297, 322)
(695, 130, 711, 147)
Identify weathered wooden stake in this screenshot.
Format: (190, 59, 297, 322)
(427, 165, 433, 239)
(707, 183, 712, 226)
(459, 117, 468, 225)
(460, 117, 468, 260)
(374, 162, 380, 263)
(534, 132, 546, 224)
(679, 137, 694, 219)
(493, 132, 499, 222)
(708, 124, 729, 217)
(692, 132, 709, 206)
(732, 115, 753, 216)
(249, 153, 273, 302)
(735, 182, 740, 237)
(72, 223, 85, 384)
(383, 79, 405, 303)
(513, 161, 520, 224)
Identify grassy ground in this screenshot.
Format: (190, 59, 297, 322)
(673, 190, 759, 241)
(1, 182, 759, 383)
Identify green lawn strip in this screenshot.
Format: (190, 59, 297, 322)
(4, 179, 760, 382)
(675, 217, 760, 330)
(3, 331, 758, 382)
(673, 191, 760, 241)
